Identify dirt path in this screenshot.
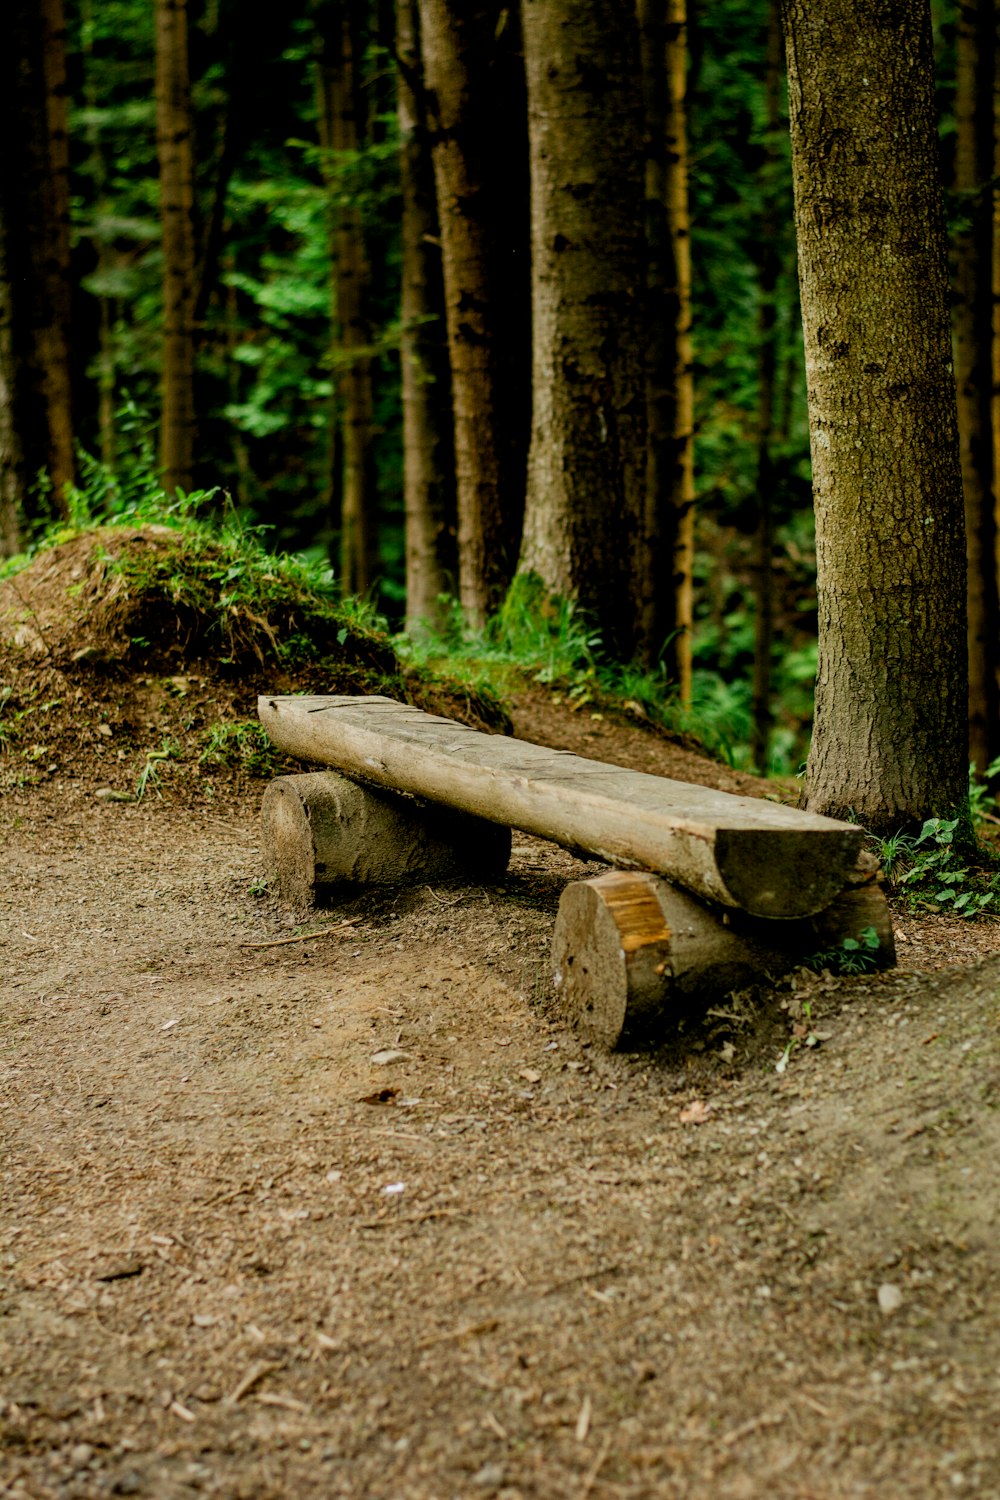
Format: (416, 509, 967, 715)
(4, 700, 1000, 1500)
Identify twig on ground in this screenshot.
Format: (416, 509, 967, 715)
(226, 1360, 283, 1405)
(423, 885, 490, 908)
(580, 1434, 612, 1498)
(721, 1411, 783, 1446)
(240, 919, 359, 950)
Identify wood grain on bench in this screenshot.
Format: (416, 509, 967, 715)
(258, 694, 863, 919)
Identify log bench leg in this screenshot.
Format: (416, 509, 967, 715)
(260, 771, 511, 905)
(552, 869, 895, 1048)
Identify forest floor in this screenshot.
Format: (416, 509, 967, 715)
(2, 540, 1000, 1499)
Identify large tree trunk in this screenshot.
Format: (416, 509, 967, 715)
(637, 0, 695, 694)
(0, 0, 75, 526)
(954, 0, 999, 775)
(518, 0, 647, 660)
(416, 0, 529, 625)
(782, 0, 969, 834)
(155, 0, 197, 495)
(397, 0, 457, 633)
(316, 1, 379, 596)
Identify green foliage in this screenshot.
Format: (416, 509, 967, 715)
(398, 578, 799, 770)
(872, 815, 1000, 918)
(199, 720, 281, 778)
(806, 925, 882, 976)
(135, 739, 180, 801)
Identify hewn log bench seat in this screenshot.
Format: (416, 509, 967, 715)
(258, 694, 863, 919)
(257, 694, 894, 1046)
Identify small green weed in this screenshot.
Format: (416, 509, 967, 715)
(969, 755, 1000, 829)
(872, 816, 1000, 917)
(135, 739, 180, 801)
(199, 720, 280, 778)
(248, 875, 271, 897)
(806, 925, 881, 975)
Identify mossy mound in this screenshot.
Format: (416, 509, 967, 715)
(0, 524, 508, 801)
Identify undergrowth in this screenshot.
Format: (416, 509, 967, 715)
(397, 574, 754, 767)
(871, 769, 1000, 918)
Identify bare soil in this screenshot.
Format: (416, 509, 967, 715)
(3, 538, 1000, 1499)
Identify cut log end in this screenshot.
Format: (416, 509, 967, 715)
(713, 827, 865, 919)
(553, 865, 896, 1049)
(552, 873, 674, 1049)
(260, 771, 511, 905)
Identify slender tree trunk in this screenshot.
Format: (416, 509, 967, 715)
(416, 0, 529, 624)
(38, 0, 75, 506)
(954, 0, 999, 774)
(782, 0, 969, 833)
(397, 0, 457, 633)
(638, 0, 692, 686)
(750, 2, 783, 775)
(80, 0, 117, 474)
(155, 0, 197, 494)
(0, 0, 75, 523)
(518, 0, 647, 660)
(664, 0, 695, 697)
(317, 1, 378, 596)
(0, 210, 24, 556)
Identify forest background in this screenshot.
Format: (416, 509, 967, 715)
(1, 0, 995, 788)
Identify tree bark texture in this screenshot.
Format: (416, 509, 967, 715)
(954, 0, 999, 774)
(317, 1, 379, 596)
(417, 0, 529, 624)
(397, 0, 457, 632)
(155, 0, 197, 494)
(518, 0, 648, 661)
(0, 208, 24, 556)
(261, 771, 511, 903)
(751, 0, 784, 774)
(637, 0, 695, 693)
(782, 0, 969, 833)
(0, 0, 75, 521)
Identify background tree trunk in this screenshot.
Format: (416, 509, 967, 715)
(782, 0, 969, 833)
(38, 0, 75, 507)
(0, 0, 75, 523)
(416, 0, 529, 625)
(954, 0, 999, 775)
(155, 0, 197, 495)
(518, 0, 647, 660)
(750, 1, 783, 775)
(397, 0, 457, 633)
(637, 0, 695, 692)
(663, 0, 695, 698)
(0, 209, 25, 556)
(316, 1, 378, 596)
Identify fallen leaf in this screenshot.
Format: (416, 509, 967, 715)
(359, 1087, 398, 1105)
(679, 1100, 712, 1125)
(519, 1068, 542, 1084)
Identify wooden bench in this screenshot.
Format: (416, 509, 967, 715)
(257, 694, 895, 1046)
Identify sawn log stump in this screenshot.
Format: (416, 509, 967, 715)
(260, 771, 511, 904)
(553, 864, 894, 1048)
